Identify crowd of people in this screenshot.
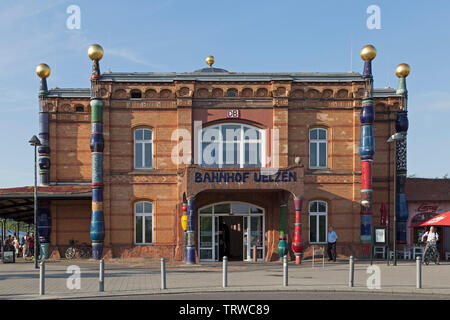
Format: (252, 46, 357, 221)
(3, 232, 36, 259)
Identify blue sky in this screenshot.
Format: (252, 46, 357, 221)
(0, 0, 449, 187)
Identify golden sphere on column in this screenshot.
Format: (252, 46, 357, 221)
(395, 63, 411, 78)
(205, 55, 215, 67)
(360, 45, 377, 61)
(36, 63, 51, 78)
(88, 44, 104, 61)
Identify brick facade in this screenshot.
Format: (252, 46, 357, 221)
(41, 72, 403, 261)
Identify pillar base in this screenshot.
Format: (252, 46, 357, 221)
(92, 243, 103, 260)
(185, 246, 196, 264)
(277, 239, 288, 259)
(295, 255, 302, 265)
(40, 242, 50, 260)
(361, 244, 371, 257)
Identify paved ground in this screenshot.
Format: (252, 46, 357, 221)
(1, 258, 449, 299)
(78, 291, 450, 300)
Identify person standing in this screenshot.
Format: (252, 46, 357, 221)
(12, 237, 20, 258)
(28, 233, 34, 258)
(327, 226, 338, 262)
(22, 232, 29, 259)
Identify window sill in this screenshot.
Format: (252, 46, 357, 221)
(134, 243, 153, 246)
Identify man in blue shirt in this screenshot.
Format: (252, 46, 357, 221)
(327, 226, 338, 262)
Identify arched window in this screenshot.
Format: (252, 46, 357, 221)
(227, 89, 238, 97)
(75, 105, 84, 112)
(198, 123, 265, 168)
(309, 128, 328, 169)
(309, 201, 328, 244)
(130, 89, 142, 99)
(134, 128, 153, 169)
(134, 201, 153, 244)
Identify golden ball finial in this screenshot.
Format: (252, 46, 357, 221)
(360, 45, 377, 61)
(36, 63, 51, 78)
(88, 44, 104, 61)
(206, 55, 215, 67)
(395, 63, 410, 78)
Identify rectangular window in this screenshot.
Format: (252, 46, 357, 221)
(135, 216, 143, 244)
(135, 201, 153, 244)
(134, 129, 153, 169)
(309, 128, 328, 169)
(309, 215, 317, 243)
(319, 142, 327, 167)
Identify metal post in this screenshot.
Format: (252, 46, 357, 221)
(283, 255, 288, 286)
(1, 219, 4, 260)
(416, 256, 422, 289)
(161, 257, 166, 290)
(34, 145, 39, 269)
(349, 256, 354, 287)
(223, 256, 228, 288)
(253, 245, 257, 262)
(393, 142, 397, 266)
(99, 259, 104, 292)
(322, 246, 325, 268)
(39, 261, 45, 295)
(312, 245, 314, 268)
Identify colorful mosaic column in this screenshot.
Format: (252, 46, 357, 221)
(359, 45, 377, 256)
(395, 64, 411, 244)
(292, 197, 304, 264)
(36, 64, 52, 258)
(277, 201, 288, 259)
(186, 197, 196, 264)
(88, 44, 105, 260)
(36, 64, 51, 186)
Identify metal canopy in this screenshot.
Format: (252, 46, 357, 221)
(0, 186, 92, 224)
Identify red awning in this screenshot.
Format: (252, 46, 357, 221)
(419, 211, 450, 226)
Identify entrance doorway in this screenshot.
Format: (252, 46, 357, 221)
(198, 202, 265, 262)
(219, 216, 243, 261)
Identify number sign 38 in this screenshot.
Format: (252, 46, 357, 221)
(226, 109, 240, 118)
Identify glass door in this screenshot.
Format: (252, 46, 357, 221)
(199, 215, 214, 261)
(243, 215, 264, 261)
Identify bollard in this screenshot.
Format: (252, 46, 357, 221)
(39, 261, 45, 296)
(223, 256, 228, 288)
(283, 255, 288, 287)
(348, 256, 354, 287)
(253, 246, 257, 262)
(161, 257, 166, 290)
(416, 256, 422, 289)
(322, 246, 325, 268)
(99, 259, 104, 292)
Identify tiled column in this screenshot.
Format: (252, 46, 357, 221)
(186, 197, 196, 264)
(292, 197, 304, 264)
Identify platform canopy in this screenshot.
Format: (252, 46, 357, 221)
(0, 186, 91, 224)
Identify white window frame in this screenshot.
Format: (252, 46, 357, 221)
(309, 128, 328, 169)
(134, 128, 154, 169)
(134, 201, 154, 245)
(197, 123, 266, 168)
(308, 200, 328, 244)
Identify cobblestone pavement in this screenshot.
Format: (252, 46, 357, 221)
(1, 258, 449, 299)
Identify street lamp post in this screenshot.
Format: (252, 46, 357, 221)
(29, 135, 41, 269)
(387, 132, 406, 267)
